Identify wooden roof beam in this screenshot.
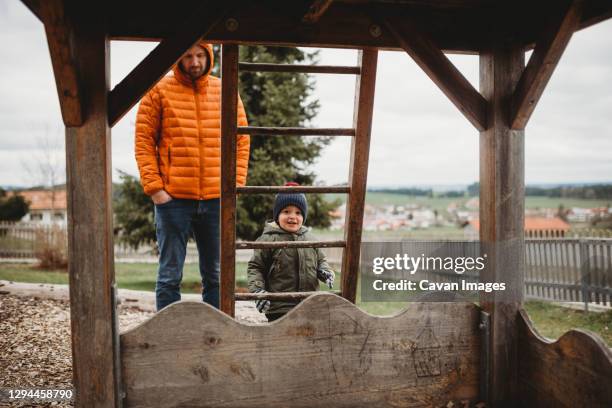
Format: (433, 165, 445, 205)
(20, 0, 43, 22)
(303, 0, 334, 23)
(510, 0, 582, 130)
(37, 0, 83, 127)
(107, 3, 233, 127)
(382, 15, 488, 131)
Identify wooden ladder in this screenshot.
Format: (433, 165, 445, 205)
(219, 45, 378, 317)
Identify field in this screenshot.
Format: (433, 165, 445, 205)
(327, 191, 611, 211)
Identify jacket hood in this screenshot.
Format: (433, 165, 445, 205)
(262, 222, 309, 236)
(172, 41, 214, 86)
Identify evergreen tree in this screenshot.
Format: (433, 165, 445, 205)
(234, 45, 340, 240)
(113, 171, 156, 250)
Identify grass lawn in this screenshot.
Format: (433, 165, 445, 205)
(522, 300, 612, 345)
(0, 262, 248, 293)
(1, 263, 609, 345)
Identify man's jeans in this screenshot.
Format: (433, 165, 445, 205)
(154, 198, 220, 311)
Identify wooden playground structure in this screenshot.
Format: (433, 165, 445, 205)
(20, 0, 612, 406)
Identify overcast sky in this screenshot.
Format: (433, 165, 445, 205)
(1, 0, 611, 189)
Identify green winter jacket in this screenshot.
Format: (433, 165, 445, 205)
(247, 222, 333, 315)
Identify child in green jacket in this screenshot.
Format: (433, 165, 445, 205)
(247, 184, 335, 322)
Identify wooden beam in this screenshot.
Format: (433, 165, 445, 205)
(20, 0, 43, 22)
(382, 14, 488, 131)
(479, 44, 525, 407)
(107, 3, 231, 127)
(238, 62, 360, 74)
(220, 44, 239, 318)
(108, 1, 486, 53)
(39, 0, 83, 127)
(237, 126, 354, 136)
(517, 309, 612, 406)
(237, 240, 345, 250)
(235, 291, 340, 301)
(65, 7, 119, 407)
(104, 0, 612, 53)
(511, 0, 582, 130)
(303, 0, 334, 23)
(577, 0, 612, 31)
(341, 49, 378, 304)
(237, 185, 349, 194)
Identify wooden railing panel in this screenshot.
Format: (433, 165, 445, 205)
(121, 294, 481, 408)
(518, 309, 612, 407)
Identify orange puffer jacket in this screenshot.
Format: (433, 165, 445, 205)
(135, 42, 249, 200)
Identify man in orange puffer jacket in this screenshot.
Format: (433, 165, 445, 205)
(135, 40, 250, 311)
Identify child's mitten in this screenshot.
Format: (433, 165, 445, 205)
(317, 269, 335, 289)
(254, 288, 271, 313)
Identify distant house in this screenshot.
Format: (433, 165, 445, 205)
(19, 189, 67, 225)
(464, 217, 570, 239)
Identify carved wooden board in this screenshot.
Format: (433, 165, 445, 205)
(518, 309, 612, 407)
(121, 294, 481, 407)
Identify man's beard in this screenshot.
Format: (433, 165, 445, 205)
(188, 67, 204, 79)
(179, 63, 206, 80)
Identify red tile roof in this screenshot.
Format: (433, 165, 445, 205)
(16, 189, 67, 211)
(468, 217, 570, 232)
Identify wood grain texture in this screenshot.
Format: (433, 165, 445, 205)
(517, 309, 612, 407)
(104, 1, 612, 53)
(341, 49, 378, 304)
(511, 0, 582, 130)
(39, 0, 83, 127)
(238, 62, 359, 74)
(479, 45, 526, 407)
(220, 44, 239, 318)
(237, 185, 350, 194)
(108, 1, 485, 52)
(303, 0, 334, 23)
(383, 14, 487, 131)
(107, 2, 230, 127)
(237, 240, 345, 250)
(237, 126, 354, 136)
(235, 291, 340, 301)
(64, 9, 119, 407)
(121, 294, 481, 408)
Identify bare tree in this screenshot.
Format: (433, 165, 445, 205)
(21, 127, 65, 211)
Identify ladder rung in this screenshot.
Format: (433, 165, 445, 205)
(238, 126, 354, 136)
(238, 62, 360, 75)
(235, 291, 341, 301)
(237, 186, 350, 194)
(237, 240, 346, 250)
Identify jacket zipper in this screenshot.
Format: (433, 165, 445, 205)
(193, 80, 203, 199)
(294, 234, 301, 291)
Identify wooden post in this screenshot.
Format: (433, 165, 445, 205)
(479, 44, 525, 407)
(341, 49, 378, 303)
(65, 9, 119, 408)
(220, 44, 239, 317)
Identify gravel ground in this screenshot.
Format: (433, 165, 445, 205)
(0, 294, 153, 407)
(0, 285, 265, 408)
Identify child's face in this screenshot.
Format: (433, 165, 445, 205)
(278, 205, 304, 233)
